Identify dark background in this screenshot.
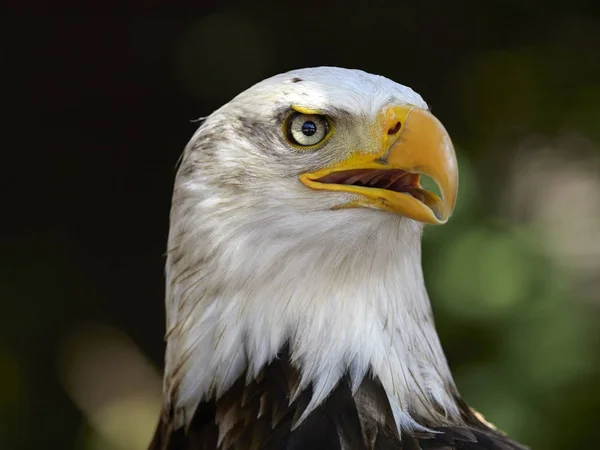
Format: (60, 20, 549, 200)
(3, 1, 600, 449)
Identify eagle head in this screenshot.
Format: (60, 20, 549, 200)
(177, 67, 457, 228)
(155, 68, 525, 450)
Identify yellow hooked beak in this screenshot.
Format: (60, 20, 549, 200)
(299, 106, 458, 224)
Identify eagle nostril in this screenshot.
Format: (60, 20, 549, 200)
(387, 121, 402, 135)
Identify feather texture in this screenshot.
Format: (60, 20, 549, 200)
(150, 346, 526, 450)
(153, 67, 529, 450)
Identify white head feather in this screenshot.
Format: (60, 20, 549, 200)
(163, 67, 461, 434)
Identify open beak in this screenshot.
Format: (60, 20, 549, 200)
(299, 106, 458, 224)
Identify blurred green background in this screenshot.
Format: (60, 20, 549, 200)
(3, 1, 600, 449)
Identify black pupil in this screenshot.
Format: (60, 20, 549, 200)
(301, 121, 317, 136)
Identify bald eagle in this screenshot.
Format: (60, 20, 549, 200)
(150, 67, 527, 450)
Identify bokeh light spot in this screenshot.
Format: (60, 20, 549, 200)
(432, 227, 533, 320)
(58, 324, 162, 450)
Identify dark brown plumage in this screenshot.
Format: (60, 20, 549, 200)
(149, 346, 527, 450)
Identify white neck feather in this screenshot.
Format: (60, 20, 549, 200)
(164, 183, 461, 433)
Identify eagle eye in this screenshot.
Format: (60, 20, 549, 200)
(286, 113, 331, 147)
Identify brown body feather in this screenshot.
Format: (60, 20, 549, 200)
(149, 347, 527, 450)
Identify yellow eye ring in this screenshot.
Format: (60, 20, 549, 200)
(284, 112, 333, 149)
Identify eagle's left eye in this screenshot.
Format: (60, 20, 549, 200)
(286, 113, 330, 147)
